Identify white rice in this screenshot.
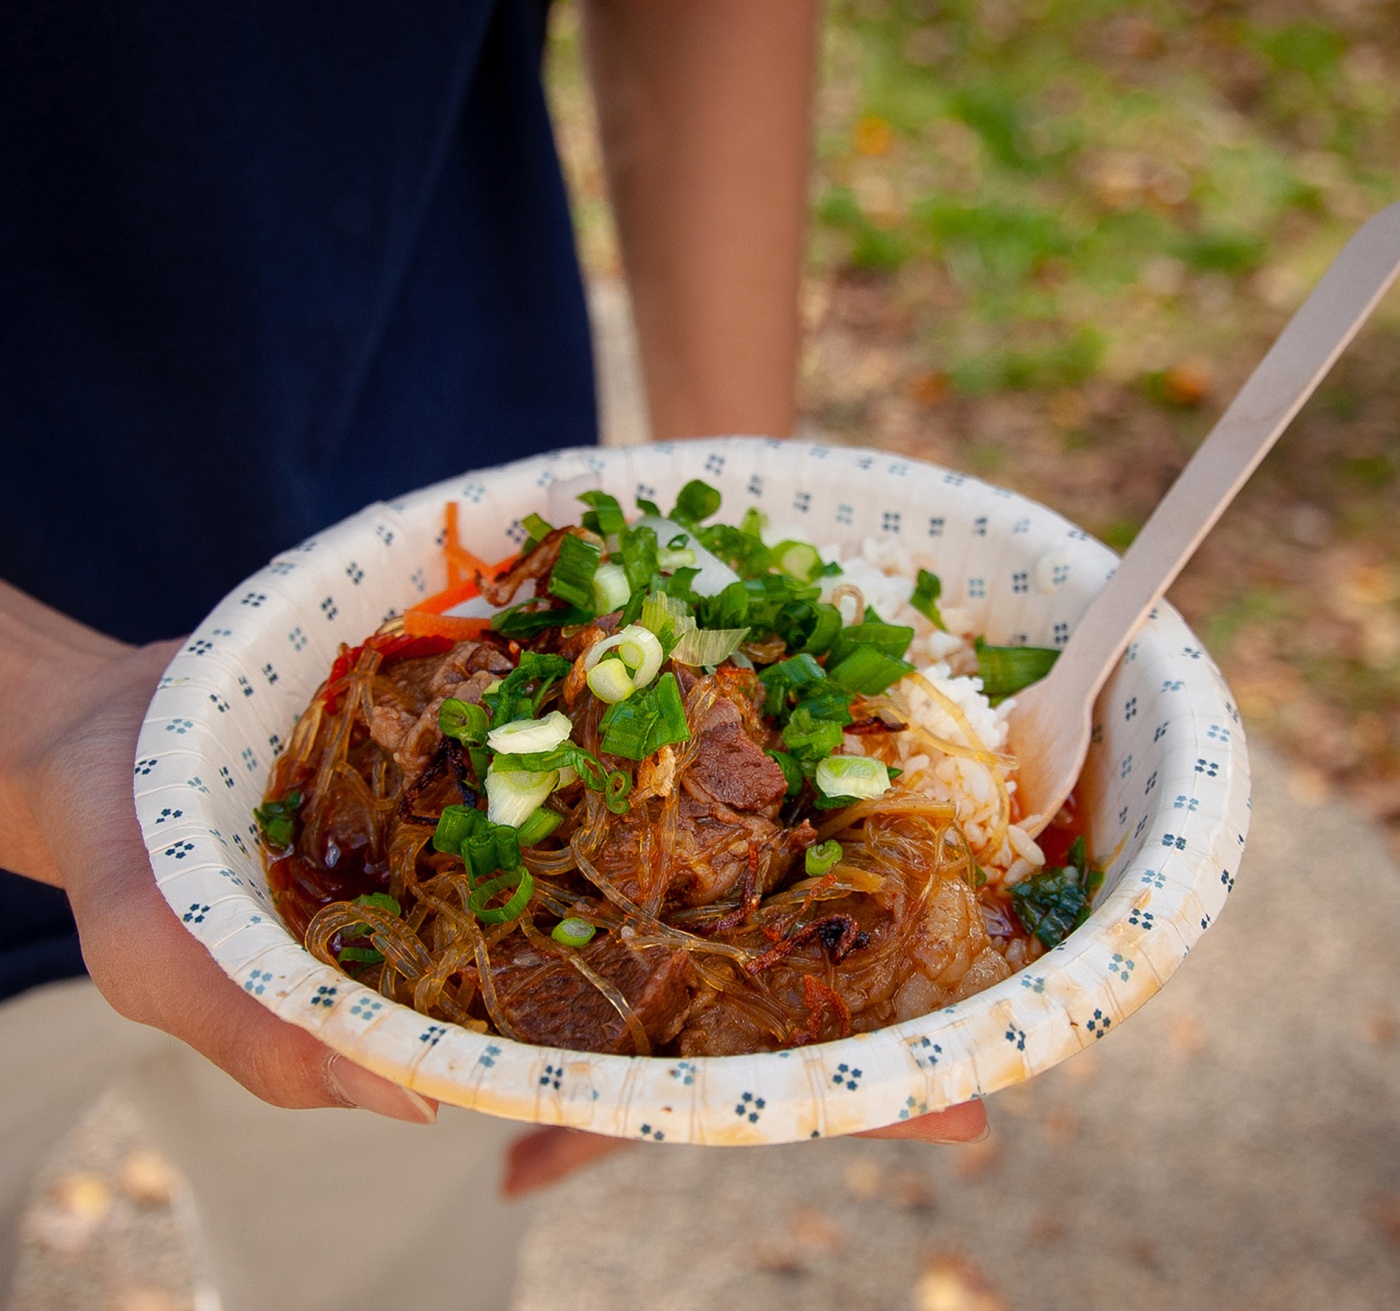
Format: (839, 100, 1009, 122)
(811, 535, 1046, 889)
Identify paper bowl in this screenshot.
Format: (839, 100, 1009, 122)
(135, 438, 1249, 1144)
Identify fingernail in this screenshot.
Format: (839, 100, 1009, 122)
(327, 1054, 437, 1125)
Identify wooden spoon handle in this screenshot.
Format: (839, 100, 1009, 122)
(1044, 200, 1400, 712)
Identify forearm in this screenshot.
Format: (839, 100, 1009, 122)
(0, 581, 132, 885)
(583, 0, 820, 441)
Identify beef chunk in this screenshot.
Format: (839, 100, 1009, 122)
(687, 696, 788, 812)
(497, 937, 696, 1054)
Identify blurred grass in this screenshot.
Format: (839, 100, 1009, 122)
(546, 0, 1400, 846)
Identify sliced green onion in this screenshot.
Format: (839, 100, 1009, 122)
(696, 523, 771, 578)
(599, 671, 691, 761)
(740, 506, 768, 538)
(758, 653, 825, 716)
(482, 653, 572, 724)
(433, 804, 481, 854)
(577, 490, 627, 538)
(520, 513, 554, 550)
(592, 562, 631, 615)
(781, 705, 845, 762)
(492, 604, 594, 638)
(827, 620, 915, 669)
(463, 822, 521, 882)
(772, 540, 823, 584)
(552, 917, 597, 948)
(253, 791, 302, 848)
(547, 533, 602, 610)
(766, 749, 804, 798)
(619, 586, 647, 628)
(586, 655, 636, 704)
(583, 624, 663, 688)
(815, 754, 892, 801)
(618, 524, 659, 592)
(486, 743, 628, 814)
(469, 868, 534, 925)
(784, 601, 843, 656)
(793, 680, 854, 724)
(639, 590, 696, 654)
(439, 698, 488, 745)
(909, 569, 946, 629)
(670, 625, 749, 668)
(657, 546, 697, 571)
(485, 766, 559, 828)
(670, 479, 722, 527)
(805, 839, 844, 877)
(974, 638, 1060, 701)
(487, 709, 573, 755)
(827, 645, 915, 695)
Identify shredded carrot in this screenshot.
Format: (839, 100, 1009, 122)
(442, 502, 517, 590)
(402, 611, 493, 642)
(409, 576, 482, 617)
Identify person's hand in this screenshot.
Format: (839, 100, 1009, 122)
(504, 1101, 988, 1195)
(2, 585, 989, 1193)
(1, 589, 437, 1124)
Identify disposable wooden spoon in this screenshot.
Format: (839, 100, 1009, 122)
(1008, 201, 1400, 837)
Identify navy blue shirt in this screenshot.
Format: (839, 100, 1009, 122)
(0, 0, 597, 999)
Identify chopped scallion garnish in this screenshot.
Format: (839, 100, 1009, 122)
(469, 868, 534, 925)
(909, 569, 946, 629)
(547, 533, 602, 611)
(253, 791, 302, 848)
(974, 638, 1060, 702)
(552, 917, 597, 948)
(577, 490, 627, 538)
(804, 839, 844, 877)
(814, 754, 892, 801)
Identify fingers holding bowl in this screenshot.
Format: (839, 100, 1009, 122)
(856, 1098, 988, 1144)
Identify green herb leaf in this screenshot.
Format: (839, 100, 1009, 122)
(342, 891, 403, 939)
(1009, 836, 1103, 947)
(253, 791, 302, 848)
(337, 946, 385, 965)
(635, 496, 662, 518)
(974, 638, 1059, 701)
(354, 892, 401, 916)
